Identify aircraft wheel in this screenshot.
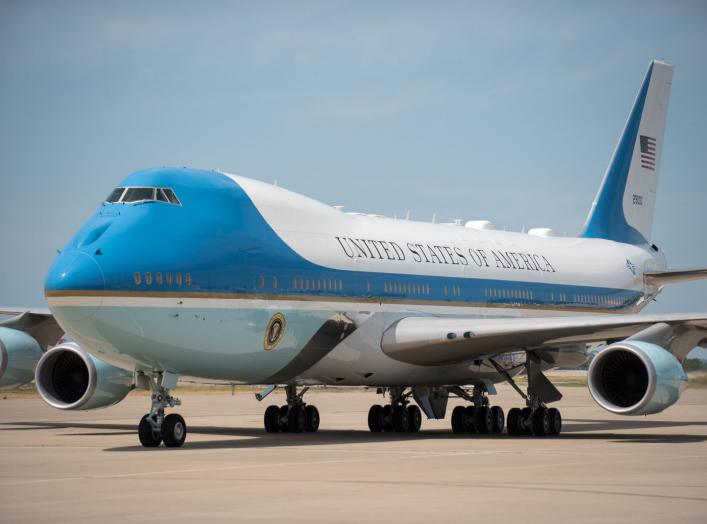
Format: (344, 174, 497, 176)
(162, 413, 187, 448)
(463, 406, 477, 433)
(531, 408, 550, 437)
(264, 405, 281, 433)
(392, 405, 410, 432)
(475, 406, 494, 434)
(368, 405, 384, 432)
(491, 406, 505, 434)
(304, 405, 320, 433)
(451, 406, 465, 434)
(548, 407, 562, 436)
(278, 405, 289, 432)
(507, 408, 522, 436)
(521, 407, 533, 435)
(138, 414, 162, 447)
(407, 405, 422, 432)
(382, 405, 394, 432)
(287, 406, 306, 433)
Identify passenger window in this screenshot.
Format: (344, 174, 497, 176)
(145, 272, 153, 285)
(156, 272, 163, 285)
(165, 272, 172, 286)
(176, 273, 182, 286)
(185, 273, 192, 286)
(134, 272, 141, 285)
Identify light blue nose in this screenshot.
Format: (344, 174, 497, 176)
(45, 250, 105, 321)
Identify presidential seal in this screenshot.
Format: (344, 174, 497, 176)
(263, 313, 286, 351)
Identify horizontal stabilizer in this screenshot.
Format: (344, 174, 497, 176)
(644, 268, 707, 286)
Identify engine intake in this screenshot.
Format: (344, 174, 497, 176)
(35, 343, 134, 410)
(588, 341, 687, 416)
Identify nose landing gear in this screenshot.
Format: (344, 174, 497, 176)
(137, 372, 186, 448)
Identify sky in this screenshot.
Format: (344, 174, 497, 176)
(1, 1, 706, 321)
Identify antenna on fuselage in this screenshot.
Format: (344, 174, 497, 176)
(431, 212, 436, 223)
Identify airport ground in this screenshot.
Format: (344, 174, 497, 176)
(1, 381, 707, 523)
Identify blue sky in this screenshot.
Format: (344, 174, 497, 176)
(1, 1, 706, 318)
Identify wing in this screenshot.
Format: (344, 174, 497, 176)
(0, 308, 62, 349)
(381, 312, 707, 366)
(0, 307, 52, 316)
(644, 268, 707, 286)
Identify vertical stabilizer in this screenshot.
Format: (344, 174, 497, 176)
(581, 61, 673, 244)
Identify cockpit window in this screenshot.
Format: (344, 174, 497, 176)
(122, 187, 155, 203)
(103, 186, 181, 206)
(156, 188, 169, 202)
(162, 188, 181, 205)
(105, 187, 125, 203)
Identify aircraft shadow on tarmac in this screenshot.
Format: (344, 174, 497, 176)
(2, 418, 707, 450)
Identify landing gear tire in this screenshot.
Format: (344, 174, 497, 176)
(392, 405, 411, 432)
(475, 406, 494, 434)
(407, 405, 422, 433)
(382, 405, 394, 432)
(531, 408, 550, 437)
(491, 406, 505, 434)
(463, 406, 477, 433)
(287, 406, 306, 433)
(507, 407, 523, 436)
(278, 405, 289, 432)
(368, 405, 384, 432)
(138, 414, 162, 447)
(264, 405, 280, 433)
(521, 407, 533, 435)
(304, 405, 320, 433)
(162, 413, 187, 448)
(547, 407, 562, 436)
(451, 406, 465, 434)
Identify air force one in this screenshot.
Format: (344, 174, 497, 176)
(2, 60, 706, 447)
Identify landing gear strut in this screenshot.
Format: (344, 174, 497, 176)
(137, 372, 186, 448)
(367, 387, 422, 433)
(490, 354, 563, 437)
(263, 385, 320, 433)
(449, 385, 505, 435)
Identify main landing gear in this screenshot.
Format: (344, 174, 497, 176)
(449, 385, 505, 435)
(137, 372, 187, 448)
(367, 387, 423, 433)
(263, 385, 320, 433)
(490, 354, 563, 437)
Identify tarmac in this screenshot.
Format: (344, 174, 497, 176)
(1, 384, 707, 523)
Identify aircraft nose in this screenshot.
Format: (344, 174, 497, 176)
(45, 250, 105, 321)
(45, 250, 105, 293)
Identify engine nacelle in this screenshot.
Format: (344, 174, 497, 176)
(35, 343, 134, 410)
(588, 341, 687, 416)
(0, 327, 44, 389)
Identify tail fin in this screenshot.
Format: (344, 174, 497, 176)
(581, 60, 673, 244)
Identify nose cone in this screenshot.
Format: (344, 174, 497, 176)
(45, 250, 105, 293)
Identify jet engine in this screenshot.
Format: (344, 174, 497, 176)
(35, 342, 134, 410)
(0, 327, 44, 389)
(587, 341, 687, 416)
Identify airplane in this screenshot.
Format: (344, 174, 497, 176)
(1, 59, 706, 448)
